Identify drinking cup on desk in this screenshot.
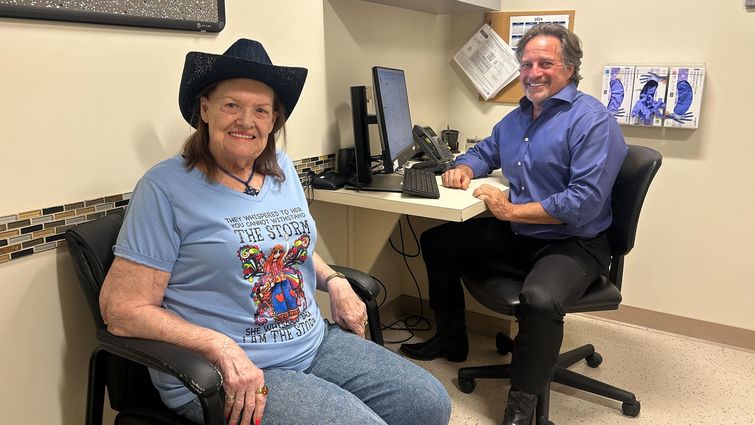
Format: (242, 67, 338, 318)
(441, 129, 460, 153)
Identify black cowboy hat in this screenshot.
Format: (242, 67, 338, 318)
(178, 39, 308, 127)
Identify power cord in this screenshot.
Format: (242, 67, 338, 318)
(388, 216, 419, 257)
(381, 216, 431, 344)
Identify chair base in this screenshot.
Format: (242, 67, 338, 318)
(457, 335, 640, 424)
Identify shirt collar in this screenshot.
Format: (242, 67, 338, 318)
(519, 82, 578, 111)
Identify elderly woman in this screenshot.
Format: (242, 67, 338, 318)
(100, 39, 451, 425)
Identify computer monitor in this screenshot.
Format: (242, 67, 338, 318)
(347, 68, 419, 192)
(372, 66, 419, 174)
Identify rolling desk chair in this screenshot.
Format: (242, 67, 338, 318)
(65, 209, 384, 425)
(457, 145, 662, 424)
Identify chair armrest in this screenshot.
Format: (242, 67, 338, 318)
(96, 328, 226, 424)
(328, 265, 384, 346)
(329, 265, 380, 302)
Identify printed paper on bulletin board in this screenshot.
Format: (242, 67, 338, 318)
(482, 10, 575, 104)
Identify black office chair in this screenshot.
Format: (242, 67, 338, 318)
(65, 209, 384, 425)
(457, 145, 662, 425)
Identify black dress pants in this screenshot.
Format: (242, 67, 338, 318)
(421, 217, 610, 395)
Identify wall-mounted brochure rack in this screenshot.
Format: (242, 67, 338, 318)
(600, 64, 705, 129)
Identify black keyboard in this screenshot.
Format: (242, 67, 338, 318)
(402, 167, 440, 199)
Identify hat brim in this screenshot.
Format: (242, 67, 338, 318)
(179, 52, 308, 127)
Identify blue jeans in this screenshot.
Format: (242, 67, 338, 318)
(174, 322, 451, 425)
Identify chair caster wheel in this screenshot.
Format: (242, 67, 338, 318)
(586, 352, 603, 368)
(495, 332, 514, 355)
(458, 377, 476, 394)
(622, 400, 641, 417)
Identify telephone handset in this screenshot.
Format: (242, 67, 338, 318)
(412, 125, 454, 163)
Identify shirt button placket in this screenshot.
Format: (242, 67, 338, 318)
(520, 136, 528, 194)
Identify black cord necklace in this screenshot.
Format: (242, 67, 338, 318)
(217, 164, 259, 196)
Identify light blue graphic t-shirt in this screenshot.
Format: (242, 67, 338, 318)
(113, 152, 325, 409)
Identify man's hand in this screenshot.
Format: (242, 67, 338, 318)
(441, 164, 474, 190)
(473, 185, 512, 220)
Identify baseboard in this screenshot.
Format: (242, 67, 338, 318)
(382, 295, 754, 352)
(376, 295, 408, 326)
(585, 305, 755, 352)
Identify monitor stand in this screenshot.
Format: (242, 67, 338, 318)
(345, 173, 403, 193)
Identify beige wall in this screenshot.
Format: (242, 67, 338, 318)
(323, 0, 451, 157)
(1, 0, 753, 423)
(1, 4, 328, 214)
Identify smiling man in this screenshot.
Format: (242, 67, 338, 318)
(399, 24, 628, 425)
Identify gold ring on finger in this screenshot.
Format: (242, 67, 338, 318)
(256, 385, 269, 395)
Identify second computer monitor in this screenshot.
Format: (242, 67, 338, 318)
(372, 66, 419, 173)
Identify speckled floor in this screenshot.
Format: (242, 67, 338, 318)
(383, 314, 755, 425)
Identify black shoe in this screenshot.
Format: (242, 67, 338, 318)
(399, 311, 468, 362)
(399, 333, 468, 362)
(399, 333, 446, 360)
(501, 389, 537, 425)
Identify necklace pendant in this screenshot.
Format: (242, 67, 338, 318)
(216, 164, 258, 196)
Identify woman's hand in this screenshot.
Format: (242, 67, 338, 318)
(327, 277, 368, 337)
(215, 337, 268, 425)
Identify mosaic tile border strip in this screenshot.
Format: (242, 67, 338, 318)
(0, 195, 131, 265)
(295, 153, 337, 184)
(0, 155, 337, 265)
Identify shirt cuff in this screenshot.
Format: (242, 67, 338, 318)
(453, 157, 488, 179)
(540, 196, 568, 224)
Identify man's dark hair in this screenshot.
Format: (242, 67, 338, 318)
(515, 23, 583, 87)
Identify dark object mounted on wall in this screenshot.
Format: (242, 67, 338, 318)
(0, 0, 226, 32)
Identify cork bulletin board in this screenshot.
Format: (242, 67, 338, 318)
(483, 10, 575, 103)
(0, 0, 225, 32)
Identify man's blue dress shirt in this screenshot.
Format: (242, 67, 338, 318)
(455, 83, 628, 239)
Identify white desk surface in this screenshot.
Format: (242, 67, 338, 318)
(312, 171, 508, 222)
